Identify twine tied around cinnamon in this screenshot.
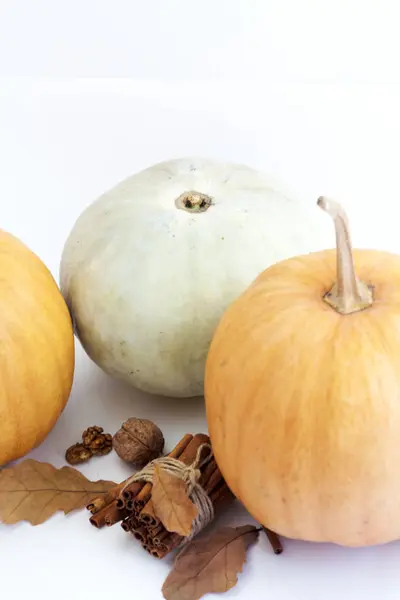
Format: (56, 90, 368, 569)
(121, 443, 215, 541)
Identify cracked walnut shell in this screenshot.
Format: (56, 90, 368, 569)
(112, 418, 164, 467)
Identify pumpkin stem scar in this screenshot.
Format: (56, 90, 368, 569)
(175, 191, 213, 213)
(317, 196, 374, 315)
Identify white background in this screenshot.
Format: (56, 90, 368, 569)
(2, 2, 400, 600)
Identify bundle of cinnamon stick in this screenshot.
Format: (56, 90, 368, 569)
(87, 433, 235, 558)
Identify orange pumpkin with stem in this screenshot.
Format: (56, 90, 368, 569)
(205, 196, 400, 546)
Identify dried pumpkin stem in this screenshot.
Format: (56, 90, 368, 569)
(317, 196, 373, 315)
(175, 191, 212, 213)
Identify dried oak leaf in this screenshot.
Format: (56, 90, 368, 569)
(162, 525, 260, 600)
(0, 459, 116, 525)
(152, 464, 198, 537)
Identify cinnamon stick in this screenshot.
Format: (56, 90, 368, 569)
(263, 527, 283, 554)
(87, 473, 137, 524)
(155, 532, 182, 552)
(139, 499, 159, 527)
(121, 520, 131, 533)
(119, 481, 145, 506)
(153, 528, 170, 546)
(197, 457, 218, 489)
(121, 514, 140, 532)
(148, 523, 164, 537)
(86, 496, 107, 515)
(131, 525, 148, 544)
(209, 480, 235, 514)
(87, 479, 128, 515)
(90, 498, 130, 528)
(202, 465, 224, 495)
(89, 505, 112, 528)
(105, 505, 130, 527)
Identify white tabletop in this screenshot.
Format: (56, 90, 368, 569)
(2, 23, 400, 599)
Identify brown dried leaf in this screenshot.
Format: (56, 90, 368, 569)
(152, 464, 198, 536)
(0, 459, 116, 525)
(162, 525, 259, 600)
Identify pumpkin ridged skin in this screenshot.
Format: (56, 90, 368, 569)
(205, 248, 400, 547)
(60, 157, 331, 398)
(0, 231, 75, 465)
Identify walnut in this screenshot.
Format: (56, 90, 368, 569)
(82, 425, 103, 446)
(65, 425, 113, 465)
(82, 426, 113, 455)
(92, 442, 113, 457)
(113, 418, 165, 467)
(65, 443, 93, 465)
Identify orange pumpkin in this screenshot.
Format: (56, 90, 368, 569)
(205, 197, 400, 547)
(0, 231, 75, 465)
